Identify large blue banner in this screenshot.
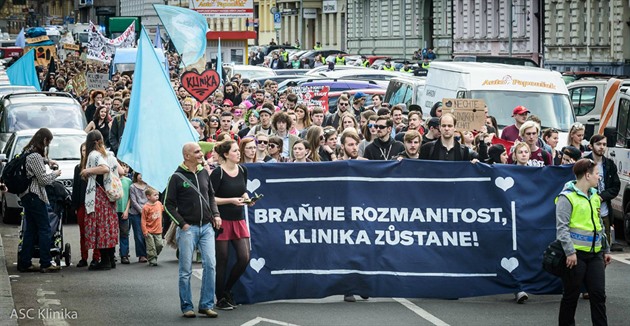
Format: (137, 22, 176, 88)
(232, 161, 575, 304)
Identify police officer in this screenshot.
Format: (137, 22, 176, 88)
(314, 41, 322, 50)
(360, 55, 369, 67)
(335, 53, 346, 65)
(382, 58, 395, 71)
(421, 57, 431, 70)
(280, 48, 289, 62)
(400, 60, 413, 73)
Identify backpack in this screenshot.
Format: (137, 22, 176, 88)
(1, 151, 33, 194)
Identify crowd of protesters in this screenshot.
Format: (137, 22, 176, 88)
(18, 49, 618, 323)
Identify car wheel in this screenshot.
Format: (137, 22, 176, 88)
(624, 212, 630, 245)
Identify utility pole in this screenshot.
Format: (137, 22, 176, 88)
(402, 0, 406, 58)
(508, 0, 513, 56)
(298, 0, 303, 47)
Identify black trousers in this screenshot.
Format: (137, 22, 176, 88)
(559, 251, 607, 326)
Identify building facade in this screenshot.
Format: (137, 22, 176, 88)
(276, 0, 346, 50)
(0, 0, 74, 34)
(544, 0, 630, 75)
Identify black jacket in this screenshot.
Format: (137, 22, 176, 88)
(363, 137, 405, 160)
(584, 153, 621, 211)
(419, 138, 471, 161)
(71, 164, 87, 210)
(109, 114, 126, 155)
(165, 165, 220, 228)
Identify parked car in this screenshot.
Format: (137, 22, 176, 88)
(562, 72, 616, 85)
(0, 128, 86, 224)
(314, 69, 408, 88)
(453, 55, 539, 67)
(305, 65, 366, 75)
(223, 64, 276, 81)
(299, 80, 383, 93)
(274, 69, 311, 76)
(384, 76, 427, 113)
(328, 88, 386, 114)
(0, 85, 37, 98)
(0, 92, 87, 151)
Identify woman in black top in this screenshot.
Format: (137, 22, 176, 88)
(85, 106, 111, 148)
(210, 140, 254, 310)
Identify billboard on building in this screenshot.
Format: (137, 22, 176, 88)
(189, 0, 254, 18)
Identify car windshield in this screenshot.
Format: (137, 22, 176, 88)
(470, 91, 575, 131)
(15, 134, 84, 160)
(5, 103, 86, 132)
(236, 69, 274, 80)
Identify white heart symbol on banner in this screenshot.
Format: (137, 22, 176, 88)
(247, 179, 261, 193)
(501, 257, 519, 273)
(250, 258, 266, 273)
(495, 177, 515, 192)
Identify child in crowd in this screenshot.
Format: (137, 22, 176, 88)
(116, 161, 133, 264)
(128, 172, 148, 263)
(141, 187, 164, 267)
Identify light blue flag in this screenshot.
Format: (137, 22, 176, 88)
(7, 49, 41, 91)
(216, 37, 222, 84)
(15, 28, 25, 48)
(154, 24, 162, 49)
(117, 27, 198, 191)
(153, 4, 207, 67)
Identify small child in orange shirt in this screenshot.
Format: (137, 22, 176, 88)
(141, 187, 164, 266)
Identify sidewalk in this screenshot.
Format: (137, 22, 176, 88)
(0, 232, 18, 326)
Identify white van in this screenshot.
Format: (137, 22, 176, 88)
(111, 48, 168, 76)
(421, 62, 575, 146)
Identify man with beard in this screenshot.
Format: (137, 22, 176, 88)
(223, 82, 241, 106)
(395, 111, 424, 142)
(283, 93, 298, 113)
(324, 94, 351, 129)
(419, 113, 473, 161)
(584, 134, 621, 251)
(339, 129, 366, 160)
(397, 130, 421, 160)
(252, 89, 265, 108)
(363, 115, 405, 160)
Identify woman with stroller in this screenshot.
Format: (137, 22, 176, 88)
(17, 128, 62, 273)
(80, 130, 124, 271)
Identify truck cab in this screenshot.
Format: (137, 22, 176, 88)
(597, 83, 630, 243)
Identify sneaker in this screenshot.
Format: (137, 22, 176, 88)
(18, 265, 39, 273)
(215, 298, 234, 310)
(139, 257, 148, 263)
(223, 292, 237, 308)
(198, 308, 218, 318)
(360, 296, 369, 300)
(516, 291, 529, 304)
(40, 265, 61, 273)
(149, 262, 158, 267)
(76, 259, 88, 268)
(88, 260, 99, 270)
(182, 310, 196, 318)
(344, 295, 356, 302)
(121, 256, 130, 264)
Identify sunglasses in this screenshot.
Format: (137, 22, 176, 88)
(338, 103, 349, 106)
(210, 118, 219, 122)
(374, 125, 388, 130)
(269, 143, 278, 148)
(368, 123, 377, 128)
(258, 140, 269, 145)
(223, 104, 231, 107)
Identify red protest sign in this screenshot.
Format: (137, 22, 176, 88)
(181, 70, 221, 103)
(288, 86, 330, 112)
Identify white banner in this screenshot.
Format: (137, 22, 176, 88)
(87, 22, 136, 63)
(189, 0, 254, 18)
(323, 0, 337, 14)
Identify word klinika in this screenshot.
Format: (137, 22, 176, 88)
(184, 74, 219, 89)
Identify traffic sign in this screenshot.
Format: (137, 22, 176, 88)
(274, 12, 281, 30)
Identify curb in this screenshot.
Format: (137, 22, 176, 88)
(0, 232, 18, 326)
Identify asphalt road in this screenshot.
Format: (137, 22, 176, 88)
(1, 222, 630, 326)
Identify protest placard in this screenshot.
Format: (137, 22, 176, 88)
(288, 86, 330, 112)
(62, 43, 80, 51)
(180, 69, 221, 102)
(86, 72, 109, 90)
(71, 73, 88, 96)
(442, 98, 487, 131)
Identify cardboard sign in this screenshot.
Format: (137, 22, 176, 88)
(86, 72, 109, 90)
(288, 86, 330, 112)
(24, 45, 57, 67)
(26, 35, 50, 44)
(62, 43, 80, 51)
(442, 98, 486, 131)
(71, 73, 88, 96)
(180, 69, 221, 102)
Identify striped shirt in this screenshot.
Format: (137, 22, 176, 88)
(22, 152, 58, 204)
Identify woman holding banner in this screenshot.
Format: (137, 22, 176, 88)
(211, 140, 254, 310)
(556, 158, 611, 325)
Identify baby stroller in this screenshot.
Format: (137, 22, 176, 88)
(17, 180, 72, 267)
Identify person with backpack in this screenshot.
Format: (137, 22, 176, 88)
(16, 128, 62, 273)
(80, 130, 124, 271)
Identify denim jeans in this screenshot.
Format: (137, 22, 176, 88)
(129, 213, 146, 257)
(177, 223, 216, 312)
(18, 193, 53, 269)
(117, 212, 130, 257)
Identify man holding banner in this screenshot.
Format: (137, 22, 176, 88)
(419, 114, 473, 162)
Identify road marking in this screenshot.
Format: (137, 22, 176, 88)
(393, 298, 450, 326)
(37, 288, 70, 326)
(611, 253, 630, 265)
(241, 317, 300, 326)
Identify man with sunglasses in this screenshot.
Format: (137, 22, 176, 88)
(363, 115, 405, 160)
(584, 134, 621, 251)
(324, 94, 351, 129)
(501, 106, 529, 142)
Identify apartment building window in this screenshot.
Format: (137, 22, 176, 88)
(479, 1, 487, 37)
